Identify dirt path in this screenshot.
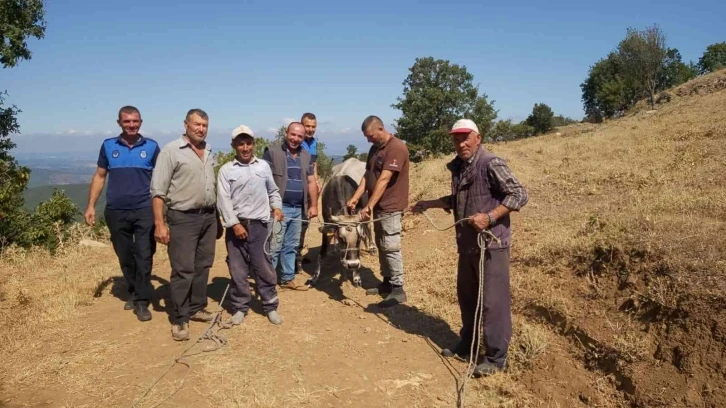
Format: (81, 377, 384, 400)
(3, 231, 465, 408)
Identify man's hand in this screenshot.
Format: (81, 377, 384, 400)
(155, 223, 170, 245)
(346, 198, 359, 213)
(468, 213, 490, 232)
(308, 206, 318, 219)
(232, 224, 248, 240)
(359, 206, 371, 222)
(84, 206, 96, 226)
(410, 200, 431, 214)
(272, 208, 283, 222)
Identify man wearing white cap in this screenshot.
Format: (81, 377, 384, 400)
(412, 118, 528, 377)
(217, 125, 285, 325)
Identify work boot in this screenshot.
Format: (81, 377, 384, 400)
(366, 277, 392, 296)
(441, 341, 471, 360)
(124, 299, 134, 310)
(231, 311, 245, 325)
(267, 310, 283, 325)
(190, 309, 215, 322)
(378, 285, 406, 308)
(473, 361, 504, 378)
(171, 322, 189, 341)
(280, 280, 309, 291)
(134, 302, 152, 322)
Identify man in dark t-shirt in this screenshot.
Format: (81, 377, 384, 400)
(84, 106, 160, 322)
(347, 115, 410, 307)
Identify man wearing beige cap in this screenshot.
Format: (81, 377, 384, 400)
(412, 118, 528, 377)
(217, 125, 284, 325)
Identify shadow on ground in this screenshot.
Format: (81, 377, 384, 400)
(302, 244, 460, 351)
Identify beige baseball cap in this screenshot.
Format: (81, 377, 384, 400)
(231, 124, 255, 140)
(449, 119, 480, 134)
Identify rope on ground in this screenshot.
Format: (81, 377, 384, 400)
(130, 283, 231, 408)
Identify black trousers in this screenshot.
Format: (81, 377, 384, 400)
(457, 247, 511, 368)
(104, 207, 156, 304)
(167, 209, 216, 324)
(225, 220, 279, 314)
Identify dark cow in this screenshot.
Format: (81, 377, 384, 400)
(307, 158, 375, 287)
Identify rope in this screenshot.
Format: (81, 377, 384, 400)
(131, 283, 231, 408)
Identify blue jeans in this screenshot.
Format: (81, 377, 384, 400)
(271, 204, 302, 283)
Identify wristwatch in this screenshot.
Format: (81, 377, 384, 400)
(487, 212, 496, 226)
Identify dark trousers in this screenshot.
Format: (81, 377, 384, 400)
(457, 247, 511, 368)
(104, 207, 156, 304)
(167, 209, 216, 324)
(225, 220, 279, 314)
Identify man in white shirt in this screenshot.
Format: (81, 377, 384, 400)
(217, 125, 284, 325)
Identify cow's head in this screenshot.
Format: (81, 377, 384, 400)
(328, 214, 365, 271)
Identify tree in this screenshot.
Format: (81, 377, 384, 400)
(392, 57, 497, 156)
(617, 25, 668, 108)
(0, 0, 47, 67)
(581, 53, 631, 122)
(552, 115, 579, 127)
(343, 144, 358, 161)
(658, 48, 698, 89)
(697, 42, 726, 74)
(316, 141, 333, 182)
(525, 103, 554, 135)
(275, 125, 286, 143)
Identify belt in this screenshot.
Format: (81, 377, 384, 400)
(237, 218, 267, 227)
(176, 207, 215, 214)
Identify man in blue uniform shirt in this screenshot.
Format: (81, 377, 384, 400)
(84, 106, 160, 322)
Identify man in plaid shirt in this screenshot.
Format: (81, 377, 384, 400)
(412, 118, 528, 377)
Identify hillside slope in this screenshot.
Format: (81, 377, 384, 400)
(1, 70, 724, 407)
(407, 68, 726, 407)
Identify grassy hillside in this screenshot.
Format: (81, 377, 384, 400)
(404, 68, 726, 406)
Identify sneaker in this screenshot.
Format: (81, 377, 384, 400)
(378, 285, 407, 308)
(267, 310, 283, 325)
(441, 341, 471, 360)
(171, 322, 189, 341)
(190, 309, 215, 322)
(124, 299, 134, 310)
(473, 361, 504, 377)
(134, 303, 152, 322)
(231, 311, 245, 325)
(280, 280, 309, 291)
(366, 277, 392, 296)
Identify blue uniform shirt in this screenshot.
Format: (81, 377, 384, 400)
(301, 137, 318, 164)
(97, 135, 160, 210)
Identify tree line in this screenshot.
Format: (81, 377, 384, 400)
(581, 25, 725, 122)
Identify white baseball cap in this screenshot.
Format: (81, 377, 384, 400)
(231, 125, 255, 140)
(449, 119, 480, 135)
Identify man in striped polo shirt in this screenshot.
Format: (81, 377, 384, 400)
(84, 105, 160, 322)
(263, 122, 318, 290)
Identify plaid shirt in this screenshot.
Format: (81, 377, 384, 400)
(485, 157, 528, 211)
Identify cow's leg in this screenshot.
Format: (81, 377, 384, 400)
(307, 231, 329, 287)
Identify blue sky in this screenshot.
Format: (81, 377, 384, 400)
(4, 0, 724, 155)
